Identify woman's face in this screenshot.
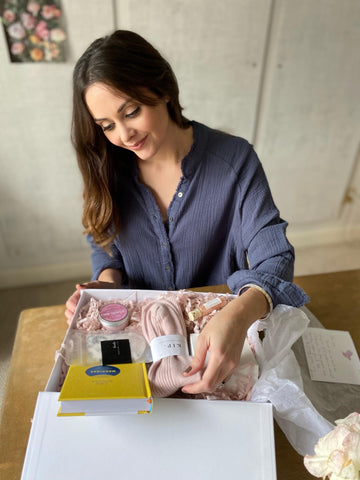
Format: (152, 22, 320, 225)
(85, 82, 171, 161)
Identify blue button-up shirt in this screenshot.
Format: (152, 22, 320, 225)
(88, 121, 308, 307)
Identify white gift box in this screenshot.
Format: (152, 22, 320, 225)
(21, 289, 277, 480)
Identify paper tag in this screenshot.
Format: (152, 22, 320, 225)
(302, 328, 360, 385)
(150, 335, 189, 362)
(101, 339, 132, 365)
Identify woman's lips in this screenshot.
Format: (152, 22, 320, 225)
(126, 136, 147, 151)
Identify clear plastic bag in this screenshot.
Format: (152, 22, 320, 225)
(63, 330, 152, 366)
(248, 305, 333, 456)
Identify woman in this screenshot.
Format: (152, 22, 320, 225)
(65, 30, 308, 394)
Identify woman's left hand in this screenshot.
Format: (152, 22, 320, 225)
(182, 289, 269, 394)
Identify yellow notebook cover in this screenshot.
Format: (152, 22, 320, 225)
(58, 363, 152, 416)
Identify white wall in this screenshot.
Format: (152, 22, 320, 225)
(0, 0, 359, 288)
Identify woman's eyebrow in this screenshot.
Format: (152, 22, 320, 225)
(94, 100, 130, 122)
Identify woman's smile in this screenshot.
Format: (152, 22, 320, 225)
(125, 135, 148, 150)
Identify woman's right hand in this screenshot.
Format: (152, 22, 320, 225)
(65, 268, 123, 323)
(64, 280, 118, 324)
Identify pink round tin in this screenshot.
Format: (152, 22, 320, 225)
(99, 303, 129, 331)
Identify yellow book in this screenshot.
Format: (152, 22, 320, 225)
(58, 363, 152, 416)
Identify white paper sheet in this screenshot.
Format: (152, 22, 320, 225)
(302, 328, 360, 385)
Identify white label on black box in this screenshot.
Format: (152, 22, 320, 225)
(150, 335, 189, 362)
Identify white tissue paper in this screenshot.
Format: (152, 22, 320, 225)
(248, 305, 333, 456)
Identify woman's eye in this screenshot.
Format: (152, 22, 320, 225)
(102, 124, 114, 132)
(125, 106, 140, 119)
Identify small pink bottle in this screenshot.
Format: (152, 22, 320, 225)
(188, 297, 227, 321)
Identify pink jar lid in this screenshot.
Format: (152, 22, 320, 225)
(99, 303, 129, 330)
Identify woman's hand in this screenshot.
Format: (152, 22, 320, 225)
(182, 288, 269, 394)
(64, 269, 122, 324)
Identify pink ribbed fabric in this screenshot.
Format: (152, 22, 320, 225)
(141, 296, 201, 397)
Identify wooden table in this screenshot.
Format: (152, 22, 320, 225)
(0, 270, 359, 480)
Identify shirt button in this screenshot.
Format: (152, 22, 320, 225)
(169, 216, 173, 222)
(161, 242, 167, 247)
(165, 266, 170, 271)
(177, 192, 183, 198)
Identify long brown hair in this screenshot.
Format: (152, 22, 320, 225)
(72, 30, 189, 250)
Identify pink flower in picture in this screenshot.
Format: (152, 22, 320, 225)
(10, 42, 26, 55)
(7, 21, 26, 40)
(41, 4, 61, 20)
(35, 20, 50, 40)
(3, 9, 16, 23)
(27, 1, 41, 16)
(21, 12, 37, 30)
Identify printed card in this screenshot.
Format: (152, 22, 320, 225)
(302, 328, 360, 385)
(101, 339, 132, 365)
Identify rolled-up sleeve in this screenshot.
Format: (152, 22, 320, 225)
(227, 147, 308, 307)
(87, 235, 126, 283)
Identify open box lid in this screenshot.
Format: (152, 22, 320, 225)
(21, 392, 276, 480)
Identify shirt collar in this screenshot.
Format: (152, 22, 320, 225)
(181, 121, 207, 179)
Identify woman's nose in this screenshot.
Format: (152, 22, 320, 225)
(117, 123, 135, 145)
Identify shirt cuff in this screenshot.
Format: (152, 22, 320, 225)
(238, 283, 273, 320)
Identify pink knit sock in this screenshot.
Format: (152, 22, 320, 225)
(141, 296, 201, 397)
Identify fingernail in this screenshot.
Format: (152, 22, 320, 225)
(184, 366, 192, 374)
(79, 283, 88, 287)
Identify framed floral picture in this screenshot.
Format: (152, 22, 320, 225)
(1, 0, 67, 62)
